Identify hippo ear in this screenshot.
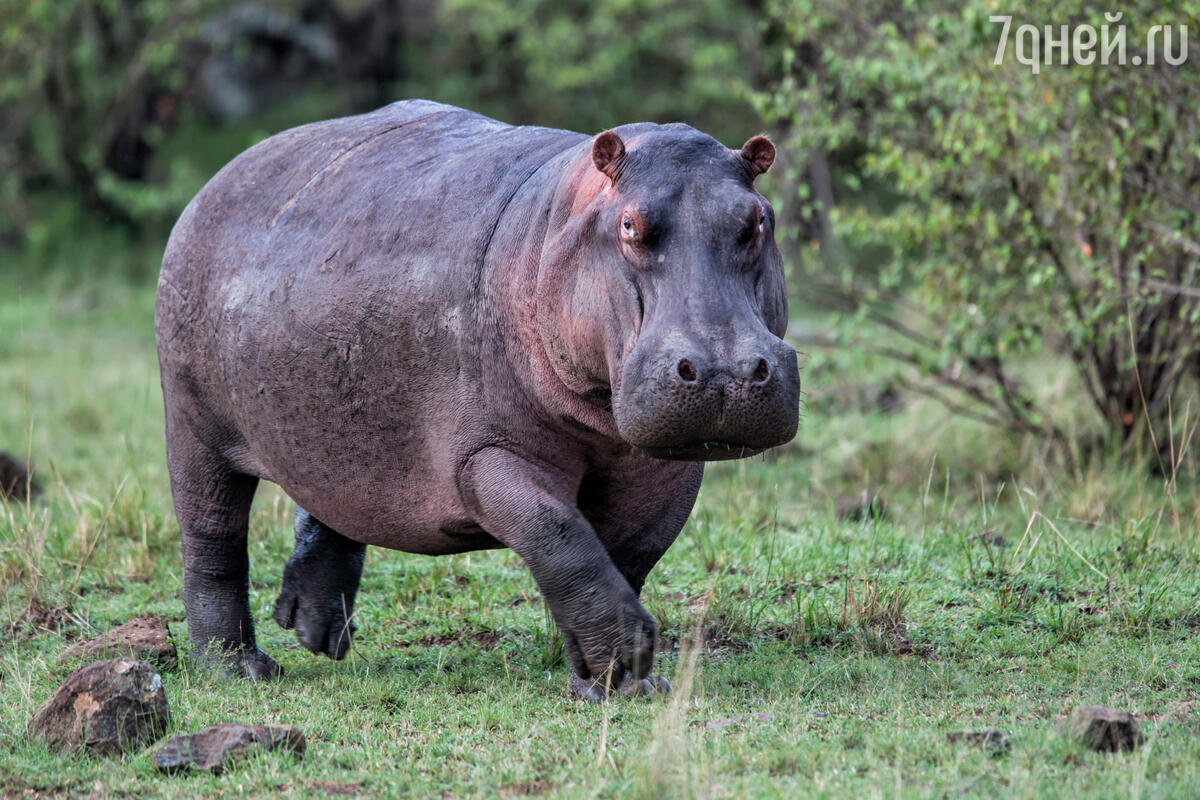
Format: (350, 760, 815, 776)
(591, 130, 626, 182)
(739, 135, 776, 179)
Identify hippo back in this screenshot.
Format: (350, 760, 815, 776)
(156, 100, 585, 546)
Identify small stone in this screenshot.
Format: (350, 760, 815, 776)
(946, 729, 1010, 752)
(1070, 706, 1142, 752)
(60, 617, 177, 671)
(978, 530, 1007, 548)
(154, 723, 306, 774)
(836, 490, 889, 521)
(27, 658, 169, 756)
(0, 451, 36, 499)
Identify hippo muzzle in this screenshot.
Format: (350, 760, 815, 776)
(614, 323, 800, 461)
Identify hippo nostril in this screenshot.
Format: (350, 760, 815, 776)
(752, 358, 770, 383)
(677, 359, 698, 383)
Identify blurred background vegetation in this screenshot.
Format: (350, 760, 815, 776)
(1, 0, 1198, 489)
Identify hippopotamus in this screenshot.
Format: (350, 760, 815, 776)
(156, 99, 799, 699)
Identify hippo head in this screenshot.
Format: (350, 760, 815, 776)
(537, 125, 800, 461)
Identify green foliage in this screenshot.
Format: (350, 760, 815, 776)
(415, 0, 761, 142)
(0, 0, 223, 237)
(758, 0, 1200, 457)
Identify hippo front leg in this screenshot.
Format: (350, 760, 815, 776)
(460, 447, 657, 699)
(577, 460, 704, 699)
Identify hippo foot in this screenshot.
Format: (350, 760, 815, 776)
(272, 581, 357, 660)
(273, 509, 364, 661)
(571, 672, 672, 702)
(194, 645, 282, 682)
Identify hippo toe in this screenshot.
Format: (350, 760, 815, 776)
(571, 672, 672, 702)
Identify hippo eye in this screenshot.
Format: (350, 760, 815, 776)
(758, 212, 767, 232)
(738, 215, 760, 246)
(622, 216, 638, 240)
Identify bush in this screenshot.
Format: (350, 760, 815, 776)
(758, 0, 1200, 463)
(0, 0, 225, 237)
(417, 0, 760, 142)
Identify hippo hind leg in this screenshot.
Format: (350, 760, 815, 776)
(273, 507, 366, 660)
(167, 421, 280, 680)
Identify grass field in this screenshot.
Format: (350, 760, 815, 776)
(2, 264, 1199, 798)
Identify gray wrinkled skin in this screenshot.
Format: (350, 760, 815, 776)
(156, 100, 800, 697)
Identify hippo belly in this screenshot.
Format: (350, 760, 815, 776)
(212, 271, 494, 554)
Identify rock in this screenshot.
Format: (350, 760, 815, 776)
(946, 729, 1010, 753)
(0, 451, 36, 499)
(836, 490, 889, 521)
(27, 658, 169, 756)
(978, 530, 1008, 548)
(60, 617, 177, 671)
(153, 723, 306, 774)
(1069, 706, 1142, 752)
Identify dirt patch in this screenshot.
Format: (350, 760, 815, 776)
(4, 598, 80, 644)
(889, 634, 933, 658)
(1143, 699, 1199, 723)
(310, 781, 366, 796)
(501, 780, 551, 796)
(1, 780, 81, 799)
(417, 630, 502, 649)
(657, 625, 751, 654)
(700, 626, 756, 653)
(772, 581, 802, 600)
(946, 729, 1010, 753)
(866, 618, 932, 658)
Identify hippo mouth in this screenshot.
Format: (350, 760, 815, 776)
(636, 441, 767, 462)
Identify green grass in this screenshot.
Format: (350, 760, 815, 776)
(2, 267, 1199, 798)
